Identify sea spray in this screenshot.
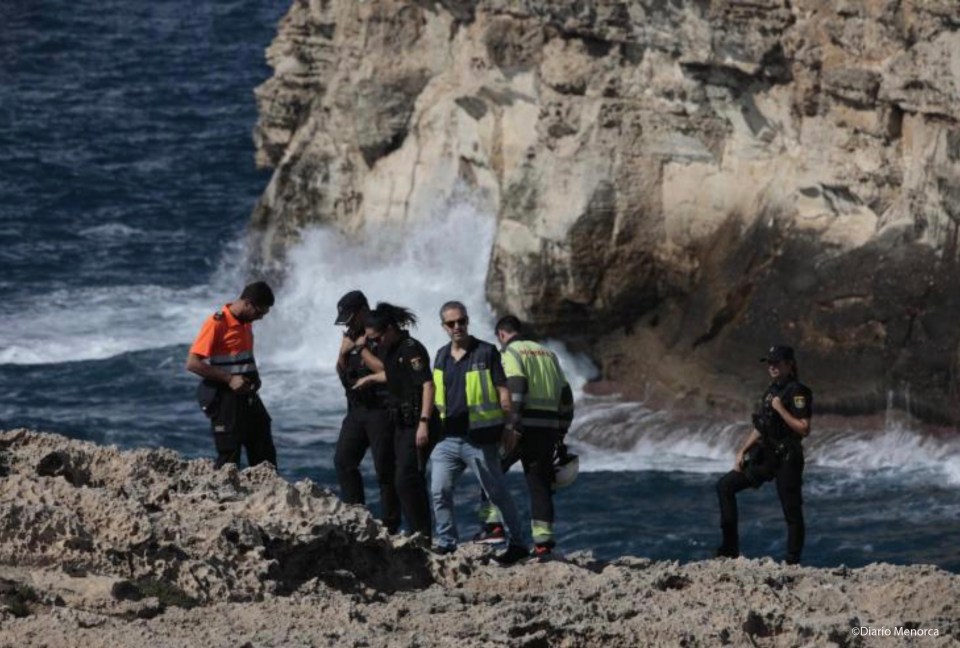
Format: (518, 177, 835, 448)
(250, 192, 597, 440)
(0, 238, 248, 366)
(572, 396, 960, 487)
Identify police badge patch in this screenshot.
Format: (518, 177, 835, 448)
(410, 356, 425, 371)
(793, 394, 807, 409)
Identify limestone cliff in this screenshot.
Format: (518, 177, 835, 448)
(250, 0, 960, 422)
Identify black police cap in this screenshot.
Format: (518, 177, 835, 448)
(760, 344, 795, 363)
(335, 290, 369, 325)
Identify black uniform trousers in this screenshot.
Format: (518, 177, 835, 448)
(716, 445, 805, 562)
(334, 405, 401, 533)
(211, 390, 276, 470)
(481, 428, 561, 539)
(393, 423, 432, 538)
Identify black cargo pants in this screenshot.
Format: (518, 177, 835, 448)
(716, 444, 804, 562)
(335, 405, 402, 534)
(210, 389, 277, 470)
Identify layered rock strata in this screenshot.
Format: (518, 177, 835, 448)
(251, 0, 960, 421)
(1, 430, 958, 647)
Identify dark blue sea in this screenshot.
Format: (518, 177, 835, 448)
(2, 0, 958, 571)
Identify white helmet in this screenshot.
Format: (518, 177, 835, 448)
(553, 450, 579, 489)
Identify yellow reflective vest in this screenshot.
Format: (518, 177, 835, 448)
(501, 338, 571, 429)
(433, 339, 505, 437)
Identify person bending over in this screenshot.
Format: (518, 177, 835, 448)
(333, 290, 401, 533)
(186, 281, 277, 469)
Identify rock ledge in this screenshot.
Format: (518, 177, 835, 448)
(1, 429, 956, 647)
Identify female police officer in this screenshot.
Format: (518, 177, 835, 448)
(716, 345, 812, 565)
(333, 290, 401, 534)
(353, 303, 434, 540)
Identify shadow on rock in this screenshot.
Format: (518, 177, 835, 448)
(268, 535, 433, 597)
(36, 451, 90, 487)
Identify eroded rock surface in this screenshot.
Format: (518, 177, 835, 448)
(0, 430, 957, 646)
(250, 0, 960, 422)
(0, 428, 432, 606)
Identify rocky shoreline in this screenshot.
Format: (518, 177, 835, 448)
(0, 429, 956, 647)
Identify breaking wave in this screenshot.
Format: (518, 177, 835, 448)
(571, 398, 960, 486)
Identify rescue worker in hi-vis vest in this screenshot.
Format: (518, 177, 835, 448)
(429, 301, 530, 565)
(186, 281, 277, 469)
(716, 344, 812, 565)
(473, 315, 574, 557)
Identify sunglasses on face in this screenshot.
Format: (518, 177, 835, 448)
(443, 317, 468, 329)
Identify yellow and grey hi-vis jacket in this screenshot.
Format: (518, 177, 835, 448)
(501, 337, 574, 431)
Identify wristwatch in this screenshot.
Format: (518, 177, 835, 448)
(419, 416, 429, 423)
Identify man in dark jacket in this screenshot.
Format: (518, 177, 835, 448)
(429, 301, 530, 564)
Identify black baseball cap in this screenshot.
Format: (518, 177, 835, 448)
(334, 290, 369, 325)
(761, 344, 795, 363)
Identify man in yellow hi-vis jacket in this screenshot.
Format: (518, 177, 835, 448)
(430, 301, 530, 565)
(477, 315, 574, 557)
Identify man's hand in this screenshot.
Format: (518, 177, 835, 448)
(734, 448, 746, 472)
(228, 375, 251, 393)
(501, 426, 519, 454)
(415, 421, 429, 448)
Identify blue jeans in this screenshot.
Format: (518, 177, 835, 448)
(430, 436, 529, 550)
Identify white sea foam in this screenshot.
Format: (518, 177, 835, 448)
(77, 223, 188, 242)
(0, 284, 216, 365)
(254, 193, 596, 433)
(570, 399, 743, 474)
(256, 196, 499, 373)
(0, 240, 245, 366)
(1, 191, 595, 445)
(571, 399, 960, 487)
(253, 195, 499, 432)
(78, 223, 145, 239)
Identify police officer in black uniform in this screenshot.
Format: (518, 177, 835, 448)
(353, 302, 434, 539)
(334, 290, 401, 533)
(716, 345, 812, 564)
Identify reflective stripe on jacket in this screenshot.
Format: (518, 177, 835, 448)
(433, 341, 504, 431)
(189, 305, 259, 377)
(210, 349, 258, 375)
(501, 338, 569, 429)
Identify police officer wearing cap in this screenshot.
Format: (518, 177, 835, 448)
(716, 344, 812, 564)
(334, 290, 402, 533)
